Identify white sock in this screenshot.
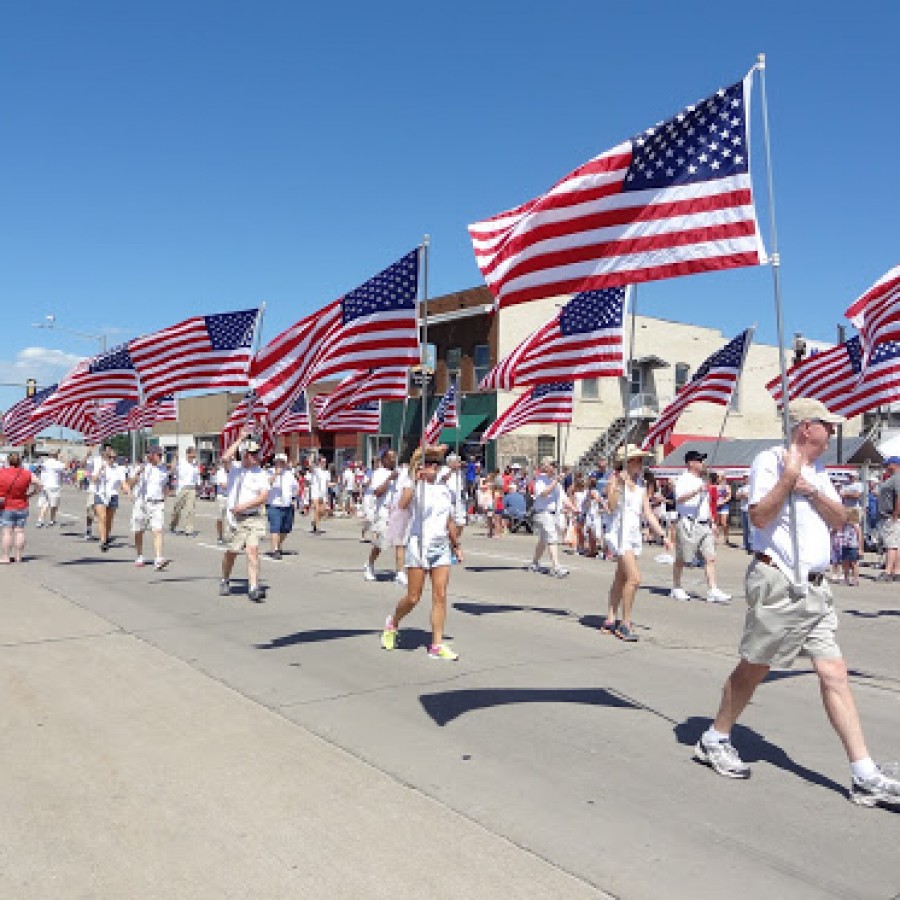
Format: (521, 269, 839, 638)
(703, 728, 730, 746)
(851, 757, 877, 782)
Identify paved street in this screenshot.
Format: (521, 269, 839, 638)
(2, 488, 899, 899)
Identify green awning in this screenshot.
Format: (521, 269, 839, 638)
(438, 413, 489, 445)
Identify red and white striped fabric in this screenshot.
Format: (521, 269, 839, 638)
(317, 401, 380, 433)
(844, 266, 900, 372)
(220, 394, 275, 457)
(481, 382, 574, 443)
(469, 75, 764, 309)
(423, 382, 458, 445)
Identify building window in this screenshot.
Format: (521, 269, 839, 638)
(537, 434, 556, 462)
(675, 363, 690, 392)
(581, 378, 599, 399)
(447, 347, 462, 375)
(474, 344, 491, 386)
(629, 366, 642, 396)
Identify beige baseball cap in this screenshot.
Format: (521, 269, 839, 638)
(787, 397, 845, 426)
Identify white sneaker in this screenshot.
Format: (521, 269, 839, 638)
(526, 562, 542, 573)
(394, 570, 408, 586)
(550, 566, 569, 578)
(363, 566, 376, 582)
(670, 587, 691, 602)
(707, 588, 732, 604)
(134, 556, 145, 568)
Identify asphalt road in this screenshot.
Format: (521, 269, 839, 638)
(5, 488, 900, 899)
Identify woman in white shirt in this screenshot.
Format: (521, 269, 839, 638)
(266, 454, 299, 559)
(91, 444, 127, 552)
(601, 446, 671, 642)
(381, 446, 462, 661)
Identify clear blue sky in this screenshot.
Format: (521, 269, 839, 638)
(2, 0, 897, 415)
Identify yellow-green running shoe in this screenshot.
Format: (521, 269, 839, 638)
(381, 617, 397, 651)
(427, 643, 459, 661)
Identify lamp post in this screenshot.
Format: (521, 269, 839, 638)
(31, 315, 107, 353)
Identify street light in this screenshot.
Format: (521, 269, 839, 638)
(31, 314, 107, 352)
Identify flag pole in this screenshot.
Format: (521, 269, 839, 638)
(418, 236, 430, 561)
(247, 304, 267, 451)
(757, 54, 802, 589)
(616, 284, 638, 551)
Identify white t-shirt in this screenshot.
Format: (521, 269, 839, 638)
(215, 467, 229, 496)
(532, 474, 562, 514)
(407, 481, 453, 550)
(370, 466, 399, 519)
(225, 465, 270, 513)
(310, 466, 330, 500)
(341, 468, 356, 492)
(40, 458, 65, 491)
(268, 470, 299, 507)
(749, 446, 840, 579)
(177, 461, 200, 489)
(94, 462, 127, 504)
(131, 463, 169, 503)
(674, 472, 712, 520)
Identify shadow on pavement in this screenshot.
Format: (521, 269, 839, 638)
(420, 687, 640, 727)
(57, 557, 129, 566)
(674, 716, 847, 797)
(256, 628, 379, 649)
(463, 565, 528, 573)
(843, 608, 900, 619)
(453, 601, 570, 618)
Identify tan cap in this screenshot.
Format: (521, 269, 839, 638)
(616, 444, 652, 462)
(787, 397, 845, 426)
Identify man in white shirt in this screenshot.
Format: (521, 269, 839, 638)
(214, 462, 229, 545)
(528, 457, 568, 578)
(36, 450, 66, 527)
(670, 450, 731, 603)
(439, 453, 468, 553)
(309, 456, 331, 533)
(364, 449, 405, 583)
(126, 445, 170, 571)
(266, 453, 299, 559)
(340, 462, 358, 516)
(220, 432, 271, 603)
(694, 398, 900, 810)
(169, 447, 200, 536)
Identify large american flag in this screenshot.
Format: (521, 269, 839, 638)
(32, 343, 139, 419)
(642, 328, 753, 450)
(844, 266, 900, 372)
(481, 382, 574, 443)
(4, 385, 56, 445)
(318, 401, 381, 433)
(220, 393, 274, 457)
(423, 380, 459, 445)
(94, 399, 141, 441)
(250, 250, 420, 426)
(766, 336, 900, 418)
(480, 288, 625, 390)
(130, 309, 259, 402)
(276, 393, 311, 434)
(315, 367, 408, 424)
(469, 75, 765, 309)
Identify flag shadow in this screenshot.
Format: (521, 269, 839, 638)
(453, 601, 570, 618)
(256, 628, 379, 649)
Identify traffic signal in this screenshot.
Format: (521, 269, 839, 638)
(26, 378, 37, 398)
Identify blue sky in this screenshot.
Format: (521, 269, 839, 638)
(1, 0, 897, 415)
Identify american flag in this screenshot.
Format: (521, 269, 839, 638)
(220, 393, 274, 457)
(3, 385, 56, 446)
(130, 309, 259, 402)
(481, 382, 574, 443)
(844, 266, 900, 372)
(32, 343, 139, 419)
(469, 75, 765, 309)
(642, 328, 753, 450)
(766, 336, 900, 418)
(250, 250, 420, 426)
(276, 393, 311, 434)
(316, 367, 408, 424)
(53, 402, 99, 440)
(318, 401, 381, 433)
(423, 380, 459, 445)
(144, 395, 178, 427)
(480, 288, 625, 390)
(94, 399, 140, 441)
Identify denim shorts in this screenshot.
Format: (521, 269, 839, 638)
(94, 494, 119, 510)
(1, 509, 28, 528)
(266, 504, 295, 535)
(405, 538, 452, 570)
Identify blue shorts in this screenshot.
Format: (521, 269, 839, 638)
(267, 504, 295, 535)
(94, 494, 119, 509)
(841, 547, 859, 563)
(1, 509, 28, 528)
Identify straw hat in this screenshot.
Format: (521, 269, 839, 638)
(615, 445, 651, 462)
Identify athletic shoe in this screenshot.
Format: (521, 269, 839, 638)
(218, 579, 231, 597)
(36, 522, 45, 529)
(550, 566, 569, 578)
(216, 537, 226, 546)
(693, 738, 751, 779)
(394, 570, 408, 586)
(670, 587, 691, 602)
(599, 619, 619, 635)
(363, 566, 376, 582)
(614, 622, 639, 642)
(526, 562, 543, 574)
(248, 586, 266, 603)
(100, 541, 109, 553)
(83, 533, 94, 541)
(134, 556, 145, 568)
(270, 550, 283, 560)
(706, 588, 732, 604)
(153, 558, 170, 571)
(381, 617, 397, 650)
(850, 766, 900, 809)
(428, 643, 459, 661)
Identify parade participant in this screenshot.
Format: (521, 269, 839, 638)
(736, 475, 752, 553)
(35, 450, 65, 528)
(693, 399, 900, 809)
(83, 445, 100, 540)
(527, 457, 568, 577)
(169, 447, 200, 536)
(91, 444, 127, 552)
(341, 461, 357, 516)
(219, 432, 270, 602)
(359, 463, 375, 542)
(364, 449, 403, 582)
(380, 445, 462, 660)
(439, 452, 468, 555)
(267, 453, 299, 560)
(214, 461, 229, 545)
(876, 456, 900, 582)
(125, 446, 171, 571)
(715, 473, 732, 545)
(670, 450, 732, 603)
(0, 452, 42, 564)
(309, 455, 330, 534)
(600, 446, 672, 642)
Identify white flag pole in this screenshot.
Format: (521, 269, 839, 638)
(418, 237, 430, 561)
(757, 55, 802, 590)
(615, 284, 638, 552)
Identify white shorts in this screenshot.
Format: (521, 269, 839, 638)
(405, 537, 452, 570)
(605, 524, 643, 558)
(132, 500, 165, 533)
(534, 511, 560, 545)
(39, 488, 61, 509)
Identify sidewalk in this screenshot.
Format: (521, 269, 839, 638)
(0, 565, 605, 899)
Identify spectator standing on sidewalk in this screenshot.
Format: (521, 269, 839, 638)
(0, 452, 42, 564)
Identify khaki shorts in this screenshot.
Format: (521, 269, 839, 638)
(534, 511, 559, 545)
(227, 514, 267, 553)
(880, 517, 900, 550)
(739, 560, 840, 669)
(132, 500, 165, 533)
(675, 519, 715, 563)
(371, 516, 389, 550)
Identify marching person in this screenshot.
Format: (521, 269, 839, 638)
(440, 452, 468, 556)
(125, 445, 171, 571)
(693, 399, 900, 809)
(35, 450, 65, 528)
(364, 449, 406, 582)
(91, 444, 127, 552)
(219, 431, 270, 602)
(309, 455, 331, 534)
(875, 456, 900, 582)
(267, 453, 299, 559)
(526, 457, 568, 577)
(670, 450, 732, 603)
(600, 446, 671, 642)
(0, 452, 42, 564)
(214, 461, 229, 545)
(380, 445, 462, 661)
(169, 447, 200, 536)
